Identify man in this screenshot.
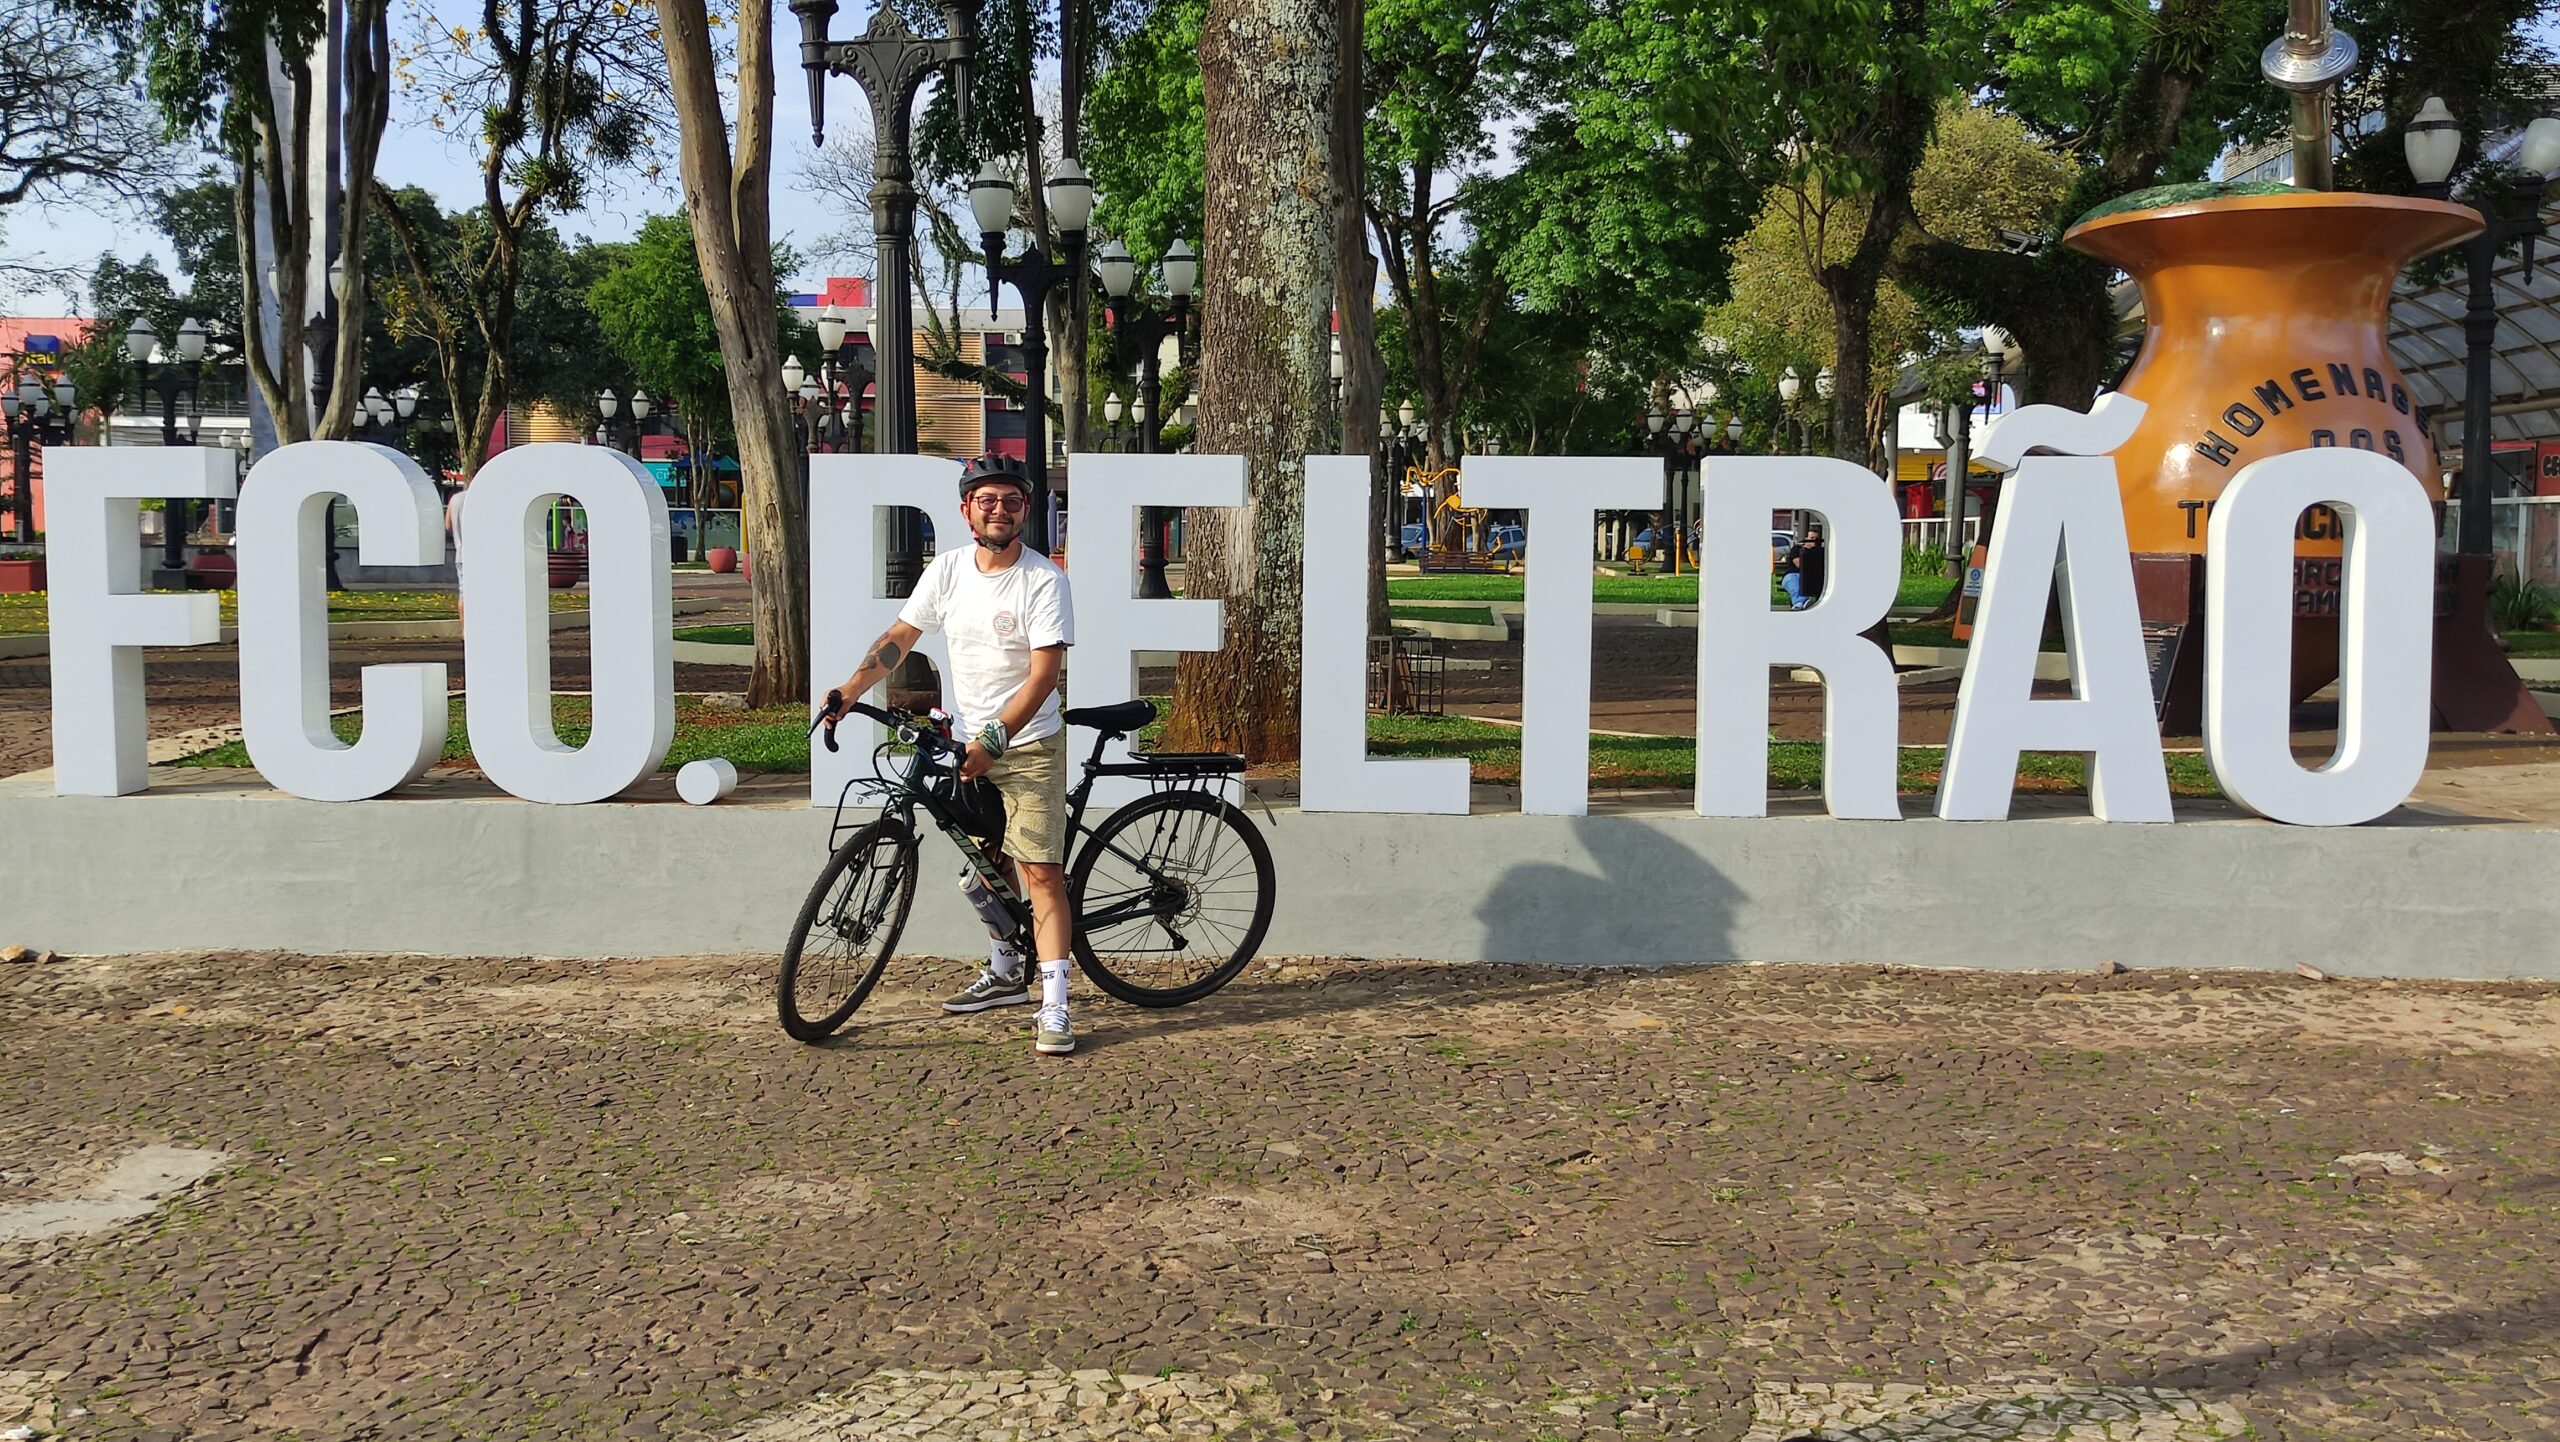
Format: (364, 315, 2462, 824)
(1783, 525, 1827, 610)
(821, 457, 1079, 1055)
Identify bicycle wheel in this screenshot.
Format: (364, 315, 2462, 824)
(1069, 789, 1275, 1007)
(778, 819, 919, 1042)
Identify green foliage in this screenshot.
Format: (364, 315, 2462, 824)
(588, 214, 728, 450)
(1084, 0, 1206, 259)
(2492, 571, 2559, 633)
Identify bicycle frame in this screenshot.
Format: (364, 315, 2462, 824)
(822, 704, 1231, 948)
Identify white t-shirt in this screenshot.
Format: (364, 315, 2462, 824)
(898, 545, 1074, 744)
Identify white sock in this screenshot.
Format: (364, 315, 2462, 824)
(1039, 959, 1070, 1011)
(989, 937, 1024, 981)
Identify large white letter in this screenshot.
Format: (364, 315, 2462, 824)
(809, 454, 957, 807)
(47, 448, 233, 795)
(1939, 397, 2169, 822)
(1064, 452, 1240, 808)
(1458, 456, 1659, 815)
(1299, 455, 1468, 812)
(1694, 458, 1901, 820)
(461, 444, 672, 804)
(236, 442, 448, 800)
(2205, 447, 2434, 825)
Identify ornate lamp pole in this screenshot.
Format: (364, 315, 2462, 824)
(969, 158, 1095, 555)
(2406, 98, 2560, 556)
(1, 373, 74, 543)
(813, 305, 877, 456)
(790, 0, 977, 595)
(127, 319, 207, 587)
(1099, 238, 1198, 597)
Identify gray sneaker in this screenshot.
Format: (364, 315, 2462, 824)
(943, 968, 1030, 1013)
(1034, 1004, 1075, 1056)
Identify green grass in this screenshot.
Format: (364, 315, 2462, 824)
(2505, 630, 2560, 658)
(1392, 605, 1497, 628)
(1386, 573, 1957, 610)
(176, 694, 2222, 797)
(0, 589, 581, 637)
(675, 623, 755, 645)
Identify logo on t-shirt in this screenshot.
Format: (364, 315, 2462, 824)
(992, 609, 1021, 640)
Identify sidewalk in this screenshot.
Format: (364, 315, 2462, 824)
(1, 953, 2552, 1440)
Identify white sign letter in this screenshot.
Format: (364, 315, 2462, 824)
(2205, 448, 2434, 825)
(236, 442, 448, 800)
(1063, 452, 1240, 808)
(461, 444, 673, 804)
(1695, 458, 1901, 819)
(46, 448, 233, 795)
(1459, 456, 1659, 815)
(1936, 460, 2170, 822)
(1300, 455, 1467, 812)
(809, 454, 958, 807)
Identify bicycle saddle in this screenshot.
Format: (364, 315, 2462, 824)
(1064, 699, 1156, 736)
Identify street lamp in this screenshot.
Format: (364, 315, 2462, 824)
(2406, 96, 2560, 555)
(2, 370, 74, 544)
(127, 318, 207, 586)
(1101, 236, 1200, 599)
(971, 158, 1100, 554)
(791, 0, 978, 595)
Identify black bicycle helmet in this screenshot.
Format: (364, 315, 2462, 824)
(957, 454, 1032, 501)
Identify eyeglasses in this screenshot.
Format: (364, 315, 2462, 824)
(970, 493, 1027, 513)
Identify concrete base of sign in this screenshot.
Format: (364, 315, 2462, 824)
(3, 767, 2552, 979)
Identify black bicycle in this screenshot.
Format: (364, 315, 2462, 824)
(777, 696, 1278, 1043)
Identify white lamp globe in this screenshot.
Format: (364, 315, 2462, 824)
(968, 162, 1015, 239)
(125, 320, 156, 364)
(1098, 240, 1136, 299)
(1161, 239, 1198, 300)
(782, 355, 807, 393)
(1044, 158, 1095, 233)
(2522, 116, 2560, 178)
(817, 305, 848, 352)
(2406, 97, 2462, 185)
(598, 387, 619, 419)
(1777, 368, 1802, 404)
(631, 388, 652, 420)
(176, 318, 207, 362)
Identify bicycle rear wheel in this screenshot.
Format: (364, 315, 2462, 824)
(1069, 790, 1275, 1007)
(778, 819, 918, 1042)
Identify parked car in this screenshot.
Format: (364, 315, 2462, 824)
(1629, 527, 1793, 565)
(1399, 522, 1428, 558)
(1487, 523, 1526, 560)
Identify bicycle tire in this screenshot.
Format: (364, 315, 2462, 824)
(1069, 789, 1275, 1007)
(778, 819, 919, 1042)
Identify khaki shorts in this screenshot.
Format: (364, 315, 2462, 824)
(985, 734, 1069, 865)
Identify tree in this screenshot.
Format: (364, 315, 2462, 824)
(0, 5, 183, 211)
(589, 213, 804, 550)
(73, 0, 394, 442)
(657, 0, 805, 707)
(1672, 0, 1970, 468)
(374, 0, 670, 475)
(1159, 0, 1334, 762)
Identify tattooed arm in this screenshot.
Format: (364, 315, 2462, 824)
(825, 621, 924, 718)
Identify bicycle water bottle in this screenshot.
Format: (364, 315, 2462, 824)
(958, 866, 1020, 941)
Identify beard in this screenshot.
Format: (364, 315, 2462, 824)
(970, 509, 1022, 550)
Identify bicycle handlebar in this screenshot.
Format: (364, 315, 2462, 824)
(814, 691, 960, 759)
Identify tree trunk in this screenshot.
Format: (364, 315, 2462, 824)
(1161, 0, 1336, 762)
(660, 0, 807, 707)
(315, 0, 393, 441)
(1330, 0, 1384, 637)
(1057, 0, 1090, 456)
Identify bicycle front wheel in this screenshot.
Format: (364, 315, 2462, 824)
(1069, 790, 1275, 1007)
(778, 818, 919, 1042)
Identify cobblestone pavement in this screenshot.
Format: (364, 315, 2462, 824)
(3, 953, 2556, 1440)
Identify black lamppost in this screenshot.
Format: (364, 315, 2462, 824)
(2, 372, 74, 543)
(127, 318, 207, 587)
(2405, 97, 2560, 556)
(811, 305, 878, 455)
(790, 0, 977, 596)
(1099, 237, 1198, 598)
(970, 159, 1096, 556)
